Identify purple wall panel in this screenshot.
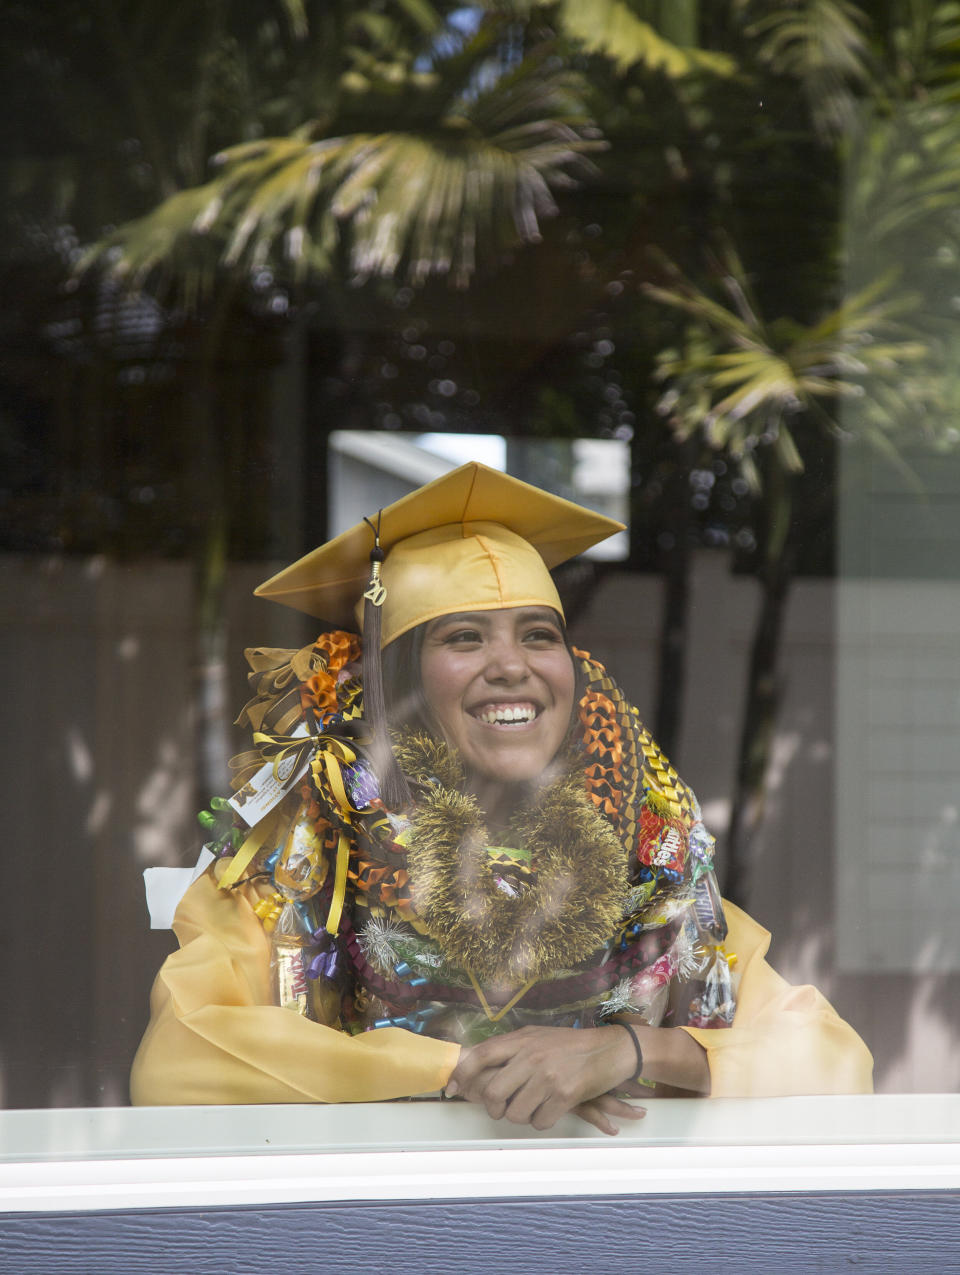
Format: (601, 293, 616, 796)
(2, 1191, 959, 1275)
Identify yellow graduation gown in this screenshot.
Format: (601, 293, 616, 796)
(130, 874, 872, 1104)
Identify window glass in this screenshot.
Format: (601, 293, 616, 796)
(3, 0, 959, 1112)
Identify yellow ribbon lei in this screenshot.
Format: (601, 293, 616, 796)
(229, 725, 360, 790)
(326, 831, 351, 937)
(219, 731, 361, 919)
(257, 728, 357, 783)
(313, 743, 362, 936)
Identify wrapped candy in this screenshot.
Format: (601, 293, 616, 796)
(273, 798, 328, 901)
(262, 795, 344, 1023)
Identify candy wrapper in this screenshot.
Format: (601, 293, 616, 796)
(272, 795, 328, 902)
(251, 794, 345, 1024)
(591, 907, 733, 1092)
(270, 940, 342, 1023)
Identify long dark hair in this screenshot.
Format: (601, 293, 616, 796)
(381, 622, 433, 735)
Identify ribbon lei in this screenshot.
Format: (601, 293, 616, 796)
(313, 747, 365, 936)
(249, 728, 358, 784)
(223, 705, 370, 931)
(325, 830, 351, 937)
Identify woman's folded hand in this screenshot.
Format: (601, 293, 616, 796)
(445, 1024, 646, 1134)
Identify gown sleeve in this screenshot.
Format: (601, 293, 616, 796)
(680, 900, 874, 1096)
(129, 868, 460, 1105)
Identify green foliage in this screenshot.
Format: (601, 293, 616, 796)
(63, 0, 751, 295)
(1, 0, 475, 239)
(633, 0, 960, 499)
(553, 0, 734, 75)
(81, 36, 602, 291)
(741, 0, 874, 137)
(69, 0, 749, 293)
(879, 0, 960, 99)
(844, 103, 960, 296)
(11, 0, 960, 528)
(646, 249, 930, 489)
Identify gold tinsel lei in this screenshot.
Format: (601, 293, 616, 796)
(393, 733, 629, 985)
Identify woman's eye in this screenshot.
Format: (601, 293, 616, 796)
(524, 628, 562, 644)
(444, 629, 482, 645)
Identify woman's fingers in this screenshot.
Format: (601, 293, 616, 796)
(444, 1060, 492, 1102)
(446, 1026, 547, 1095)
(448, 1055, 545, 1121)
(444, 1025, 637, 1121)
(572, 1094, 647, 1137)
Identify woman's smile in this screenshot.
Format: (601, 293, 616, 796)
(471, 700, 539, 725)
(420, 606, 575, 786)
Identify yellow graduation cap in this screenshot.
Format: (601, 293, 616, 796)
(255, 461, 624, 648)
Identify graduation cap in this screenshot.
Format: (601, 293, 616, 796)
(255, 461, 624, 647)
(254, 461, 623, 811)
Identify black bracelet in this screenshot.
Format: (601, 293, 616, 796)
(614, 1020, 644, 1081)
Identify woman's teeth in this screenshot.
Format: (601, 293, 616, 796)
(476, 705, 537, 725)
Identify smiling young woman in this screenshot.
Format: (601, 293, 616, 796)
(419, 606, 575, 801)
(131, 462, 873, 1124)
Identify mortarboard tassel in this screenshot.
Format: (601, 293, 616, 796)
(362, 514, 412, 813)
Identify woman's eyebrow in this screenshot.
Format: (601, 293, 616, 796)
(431, 612, 488, 625)
(424, 612, 491, 634)
(510, 607, 563, 628)
(429, 608, 559, 628)
(516, 607, 560, 620)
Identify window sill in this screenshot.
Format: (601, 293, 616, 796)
(1, 1094, 958, 1213)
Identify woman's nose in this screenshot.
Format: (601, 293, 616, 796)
(483, 638, 529, 683)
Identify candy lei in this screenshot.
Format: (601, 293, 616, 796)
(225, 631, 730, 1030)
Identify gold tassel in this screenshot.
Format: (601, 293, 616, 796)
(361, 513, 411, 813)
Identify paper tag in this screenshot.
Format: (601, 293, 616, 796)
(143, 845, 216, 930)
(228, 722, 313, 827)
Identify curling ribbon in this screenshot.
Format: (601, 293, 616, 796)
(325, 830, 351, 936)
(253, 891, 284, 930)
(216, 808, 281, 891)
(306, 932, 340, 980)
